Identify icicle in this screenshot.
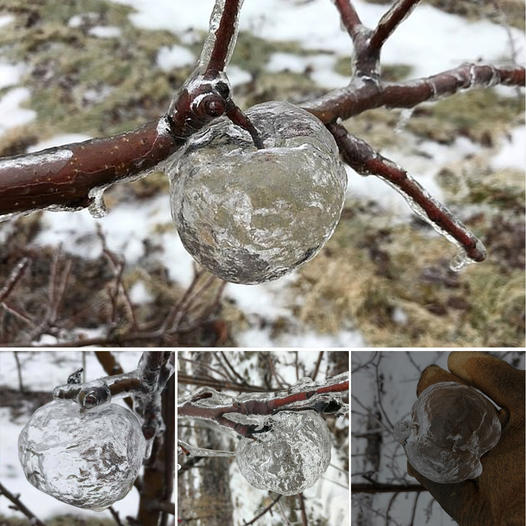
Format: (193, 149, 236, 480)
(87, 186, 108, 218)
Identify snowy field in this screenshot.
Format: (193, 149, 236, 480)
(0, 1, 524, 347)
(0, 351, 143, 522)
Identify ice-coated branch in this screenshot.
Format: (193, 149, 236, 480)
(333, 0, 363, 40)
(303, 63, 525, 122)
(0, 481, 47, 526)
(201, 0, 244, 76)
(327, 122, 486, 266)
(178, 373, 349, 438)
(369, 0, 421, 52)
(0, 0, 255, 217)
(53, 352, 174, 441)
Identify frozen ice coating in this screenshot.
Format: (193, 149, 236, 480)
(18, 400, 146, 510)
(235, 410, 331, 495)
(168, 101, 347, 284)
(395, 381, 501, 484)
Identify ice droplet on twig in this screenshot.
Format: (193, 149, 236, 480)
(394, 382, 501, 483)
(18, 400, 146, 510)
(235, 411, 331, 495)
(87, 186, 108, 218)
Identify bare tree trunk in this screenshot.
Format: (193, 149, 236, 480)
(178, 352, 234, 526)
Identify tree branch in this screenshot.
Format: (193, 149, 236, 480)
(178, 376, 349, 437)
(352, 482, 426, 493)
(0, 481, 47, 526)
(243, 495, 282, 525)
(369, 0, 421, 52)
(303, 63, 525, 122)
(333, 0, 363, 40)
(328, 122, 486, 263)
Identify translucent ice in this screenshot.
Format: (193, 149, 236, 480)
(235, 410, 331, 495)
(168, 101, 347, 284)
(395, 382, 501, 483)
(18, 400, 146, 510)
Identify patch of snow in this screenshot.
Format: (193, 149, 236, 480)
(491, 126, 526, 171)
(83, 85, 113, 104)
(157, 44, 195, 70)
(89, 25, 122, 38)
(129, 280, 153, 303)
(0, 14, 14, 28)
(227, 65, 251, 87)
(27, 134, 92, 153)
(68, 14, 83, 28)
(0, 62, 26, 90)
(267, 52, 348, 89)
(0, 88, 36, 137)
(68, 13, 99, 28)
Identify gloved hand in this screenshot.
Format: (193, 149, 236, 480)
(407, 351, 525, 526)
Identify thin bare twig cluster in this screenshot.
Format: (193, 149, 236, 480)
(0, 229, 226, 346)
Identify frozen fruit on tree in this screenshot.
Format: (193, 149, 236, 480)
(18, 400, 146, 511)
(235, 410, 331, 495)
(394, 381, 501, 484)
(168, 101, 347, 284)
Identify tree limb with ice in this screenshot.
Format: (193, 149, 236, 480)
(179, 372, 348, 496)
(0, 0, 523, 273)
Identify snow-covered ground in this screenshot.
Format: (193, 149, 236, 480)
(0, 351, 143, 521)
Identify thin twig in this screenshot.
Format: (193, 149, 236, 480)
(310, 351, 324, 381)
(0, 481, 47, 526)
(0, 257, 30, 303)
(243, 495, 282, 526)
(369, 0, 421, 52)
(352, 483, 426, 493)
(109, 506, 124, 526)
(298, 493, 309, 526)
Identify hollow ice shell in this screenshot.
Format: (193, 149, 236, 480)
(235, 410, 331, 495)
(18, 400, 146, 511)
(395, 381, 501, 484)
(169, 101, 347, 284)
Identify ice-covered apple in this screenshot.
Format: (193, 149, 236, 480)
(235, 410, 331, 495)
(168, 101, 347, 284)
(18, 399, 146, 510)
(395, 381, 501, 483)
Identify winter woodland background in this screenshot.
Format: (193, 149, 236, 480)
(0, 1, 524, 345)
(178, 349, 349, 526)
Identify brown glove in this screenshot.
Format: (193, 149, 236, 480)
(407, 351, 525, 526)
